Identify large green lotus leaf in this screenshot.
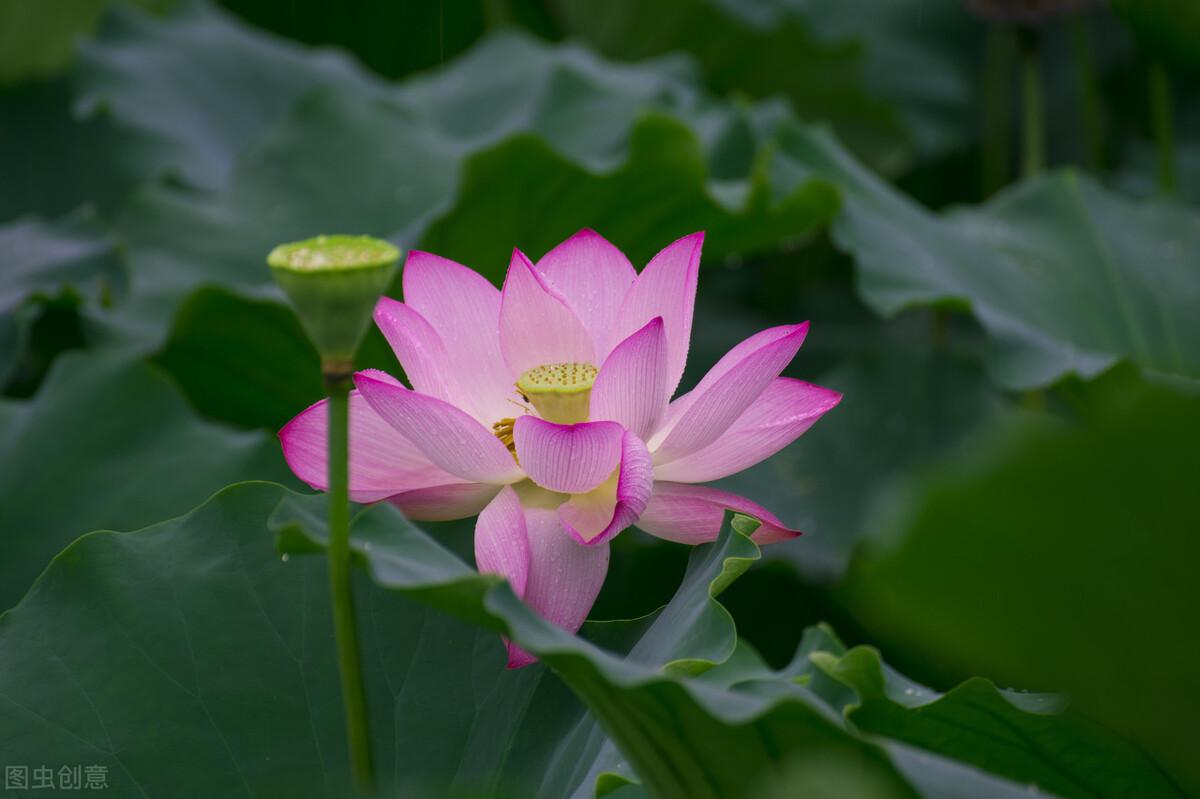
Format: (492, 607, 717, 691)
(808, 645, 1184, 798)
(777, 124, 1200, 388)
(99, 26, 835, 418)
(417, 112, 837, 275)
(714, 345, 1008, 581)
(770, 0, 979, 159)
(550, 0, 907, 173)
(0, 480, 902, 798)
(754, 626, 1181, 798)
(109, 24, 835, 309)
(0, 351, 287, 609)
(0, 80, 149, 222)
(152, 286, 322, 429)
(75, 0, 382, 189)
(282, 494, 1097, 799)
(553, 0, 978, 170)
(2, 477, 1131, 797)
(0, 213, 123, 387)
(113, 87, 455, 328)
(846, 384, 1200, 794)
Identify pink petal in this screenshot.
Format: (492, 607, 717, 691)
(279, 390, 454, 503)
(499, 249, 595, 377)
(612, 232, 703, 395)
(509, 506, 611, 668)
(654, 378, 842, 483)
(559, 430, 653, 546)
(401, 251, 517, 423)
(475, 487, 530, 596)
(637, 482, 800, 545)
(512, 416, 623, 494)
(590, 317, 669, 440)
(536, 229, 637, 356)
(390, 482, 501, 521)
(372, 297, 461, 407)
(652, 324, 809, 465)
(355, 370, 523, 485)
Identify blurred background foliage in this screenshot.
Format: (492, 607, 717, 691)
(1, 0, 1198, 796)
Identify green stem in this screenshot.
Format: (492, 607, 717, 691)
(1068, 17, 1102, 170)
(326, 373, 374, 793)
(931, 308, 950, 348)
(981, 25, 1015, 197)
(1019, 28, 1045, 179)
(1148, 60, 1178, 196)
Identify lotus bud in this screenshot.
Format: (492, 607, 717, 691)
(267, 234, 400, 381)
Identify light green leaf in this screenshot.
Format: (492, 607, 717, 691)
(778, 125, 1200, 387)
(76, 1, 381, 189)
(811, 646, 1184, 798)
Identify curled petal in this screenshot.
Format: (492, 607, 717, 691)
(613, 232, 703, 395)
(590, 317, 669, 440)
(390, 482, 501, 521)
(475, 486, 531, 597)
(500, 250, 595, 377)
(559, 430, 653, 546)
(512, 416, 624, 495)
(536, 229, 637, 356)
(654, 378, 842, 483)
(508, 507, 611, 668)
(401, 250, 516, 423)
(653, 324, 809, 464)
(637, 482, 800, 545)
(279, 389, 453, 503)
(355, 370, 522, 485)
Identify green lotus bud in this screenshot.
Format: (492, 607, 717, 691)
(267, 235, 399, 379)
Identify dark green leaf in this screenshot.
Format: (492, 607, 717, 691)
(847, 384, 1200, 794)
(0, 213, 122, 386)
(153, 287, 321, 429)
(0, 482, 904, 798)
(553, 0, 980, 171)
(0, 351, 287, 608)
(716, 346, 1008, 580)
(0, 0, 106, 85)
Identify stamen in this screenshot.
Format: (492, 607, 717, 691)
(492, 417, 517, 453)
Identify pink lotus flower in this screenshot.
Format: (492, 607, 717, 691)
(281, 230, 841, 667)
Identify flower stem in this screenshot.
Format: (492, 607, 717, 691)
(1148, 60, 1177, 196)
(1068, 16, 1102, 170)
(1019, 28, 1045, 179)
(981, 25, 1015, 197)
(325, 371, 374, 793)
